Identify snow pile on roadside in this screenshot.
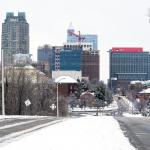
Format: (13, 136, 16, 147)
(72, 100, 118, 112)
(0, 116, 135, 150)
(123, 113, 143, 117)
(72, 107, 97, 111)
(105, 99, 118, 110)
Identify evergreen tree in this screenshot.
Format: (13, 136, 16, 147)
(94, 81, 106, 108)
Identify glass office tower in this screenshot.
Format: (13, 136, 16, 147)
(67, 24, 98, 50)
(109, 47, 150, 88)
(1, 12, 29, 65)
(52, 45, 82, 71)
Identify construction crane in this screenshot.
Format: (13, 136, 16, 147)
(68, 30, 85, 43)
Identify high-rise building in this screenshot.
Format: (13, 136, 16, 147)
(61, 45, 82, 71)
(51, 44, 82, 80)
(82, 50, 99, 81)
(109, 47, 150, 89)
(1, 12, 29, 65)
(37, 44, 55, 76)
(37, 45, 53, 65)
(67, 23, 98, 50)
(66, 23, 99, 80)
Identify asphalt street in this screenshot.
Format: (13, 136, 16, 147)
(116, 117, 150, 150)
(1, 95, 150, 150)
(0, 117, 63, 144)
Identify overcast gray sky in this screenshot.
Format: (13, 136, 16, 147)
(1, 0, 150, 82)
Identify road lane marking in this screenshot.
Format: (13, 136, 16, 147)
(0, 117, 54, 130)
(135, 132, 150, 135)
(0, 119, 66, 146)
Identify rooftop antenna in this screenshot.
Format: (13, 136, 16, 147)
(68, 22, 74, 30)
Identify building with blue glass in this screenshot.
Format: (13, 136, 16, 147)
(37, 24, 99, 80)
(60, 50, 82, 71)
(52, 45, 82, 71)
(37, 45, 53, 63)
(37, 45, 54, 75)
(67, 23, 98, 50)
(109, 47, 150, 89)
(51, 44, 82, 80)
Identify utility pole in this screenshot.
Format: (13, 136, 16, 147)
(1, 49, 5, 115)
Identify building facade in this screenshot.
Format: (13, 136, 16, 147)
(37, 44, 62, 77)
(60, 49, 82, 71)
(82, 50, 99, 81)
(37, 44, 53, 74)
(13, 53, 32, 65)
(66, 24, 99, 81)
(109, 47, 150, 89)
(67, 24, 98, 50)
(37, 45, 52, 63)
(51, 44, 82, 79)
(52, 44, 82, 72)
(32, 61, 50, 76)
(1, 12, 29, 65)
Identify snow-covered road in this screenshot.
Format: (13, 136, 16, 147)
(0, 115, 135, 150)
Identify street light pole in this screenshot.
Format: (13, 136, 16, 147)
(110, 77, 117, 92)
(111, 78, 112, 91)
(56, 77, 65, 118)
(1, 49, 5, 115)
(56, 83, 59, 117)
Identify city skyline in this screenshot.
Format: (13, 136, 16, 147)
(1, 0, 150, 82)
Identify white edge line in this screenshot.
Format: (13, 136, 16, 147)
(0, 117, 54, 130)
(0, 118, 66, 147)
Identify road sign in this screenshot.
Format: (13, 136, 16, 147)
(24, 99, 31, 106)
(50, 104, 56, 110)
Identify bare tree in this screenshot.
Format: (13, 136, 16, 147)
(1, 66, 56, 116)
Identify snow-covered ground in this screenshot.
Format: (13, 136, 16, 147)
(72, 100, 118, 112)
(0, 115, 135, 150)
(123, 113, 143, 117)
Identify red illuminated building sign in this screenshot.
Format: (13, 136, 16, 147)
(112, 47, 143, 52)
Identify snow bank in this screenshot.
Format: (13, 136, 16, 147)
(123, 113, 143, 117)
(0, 116, 135, 150)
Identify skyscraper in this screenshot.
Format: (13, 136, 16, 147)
(82, 50, 99, 81)
(51, 44, 82, 80)
(67, 23, 98, 50)
(66, 23, 99, 80)
(37, 44, 53, 75)
(1, 12, 29, 65)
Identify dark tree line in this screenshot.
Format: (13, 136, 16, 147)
(0, 67, 67, 116)
(75, 79, 113, 109)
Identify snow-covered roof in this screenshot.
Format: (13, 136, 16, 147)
(81, 91, 95, 96)
(55, 76, 77, 83)
(139, 88, 150, 94)
(23, 65, 35, 69)
(130, 80, 142, 84)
